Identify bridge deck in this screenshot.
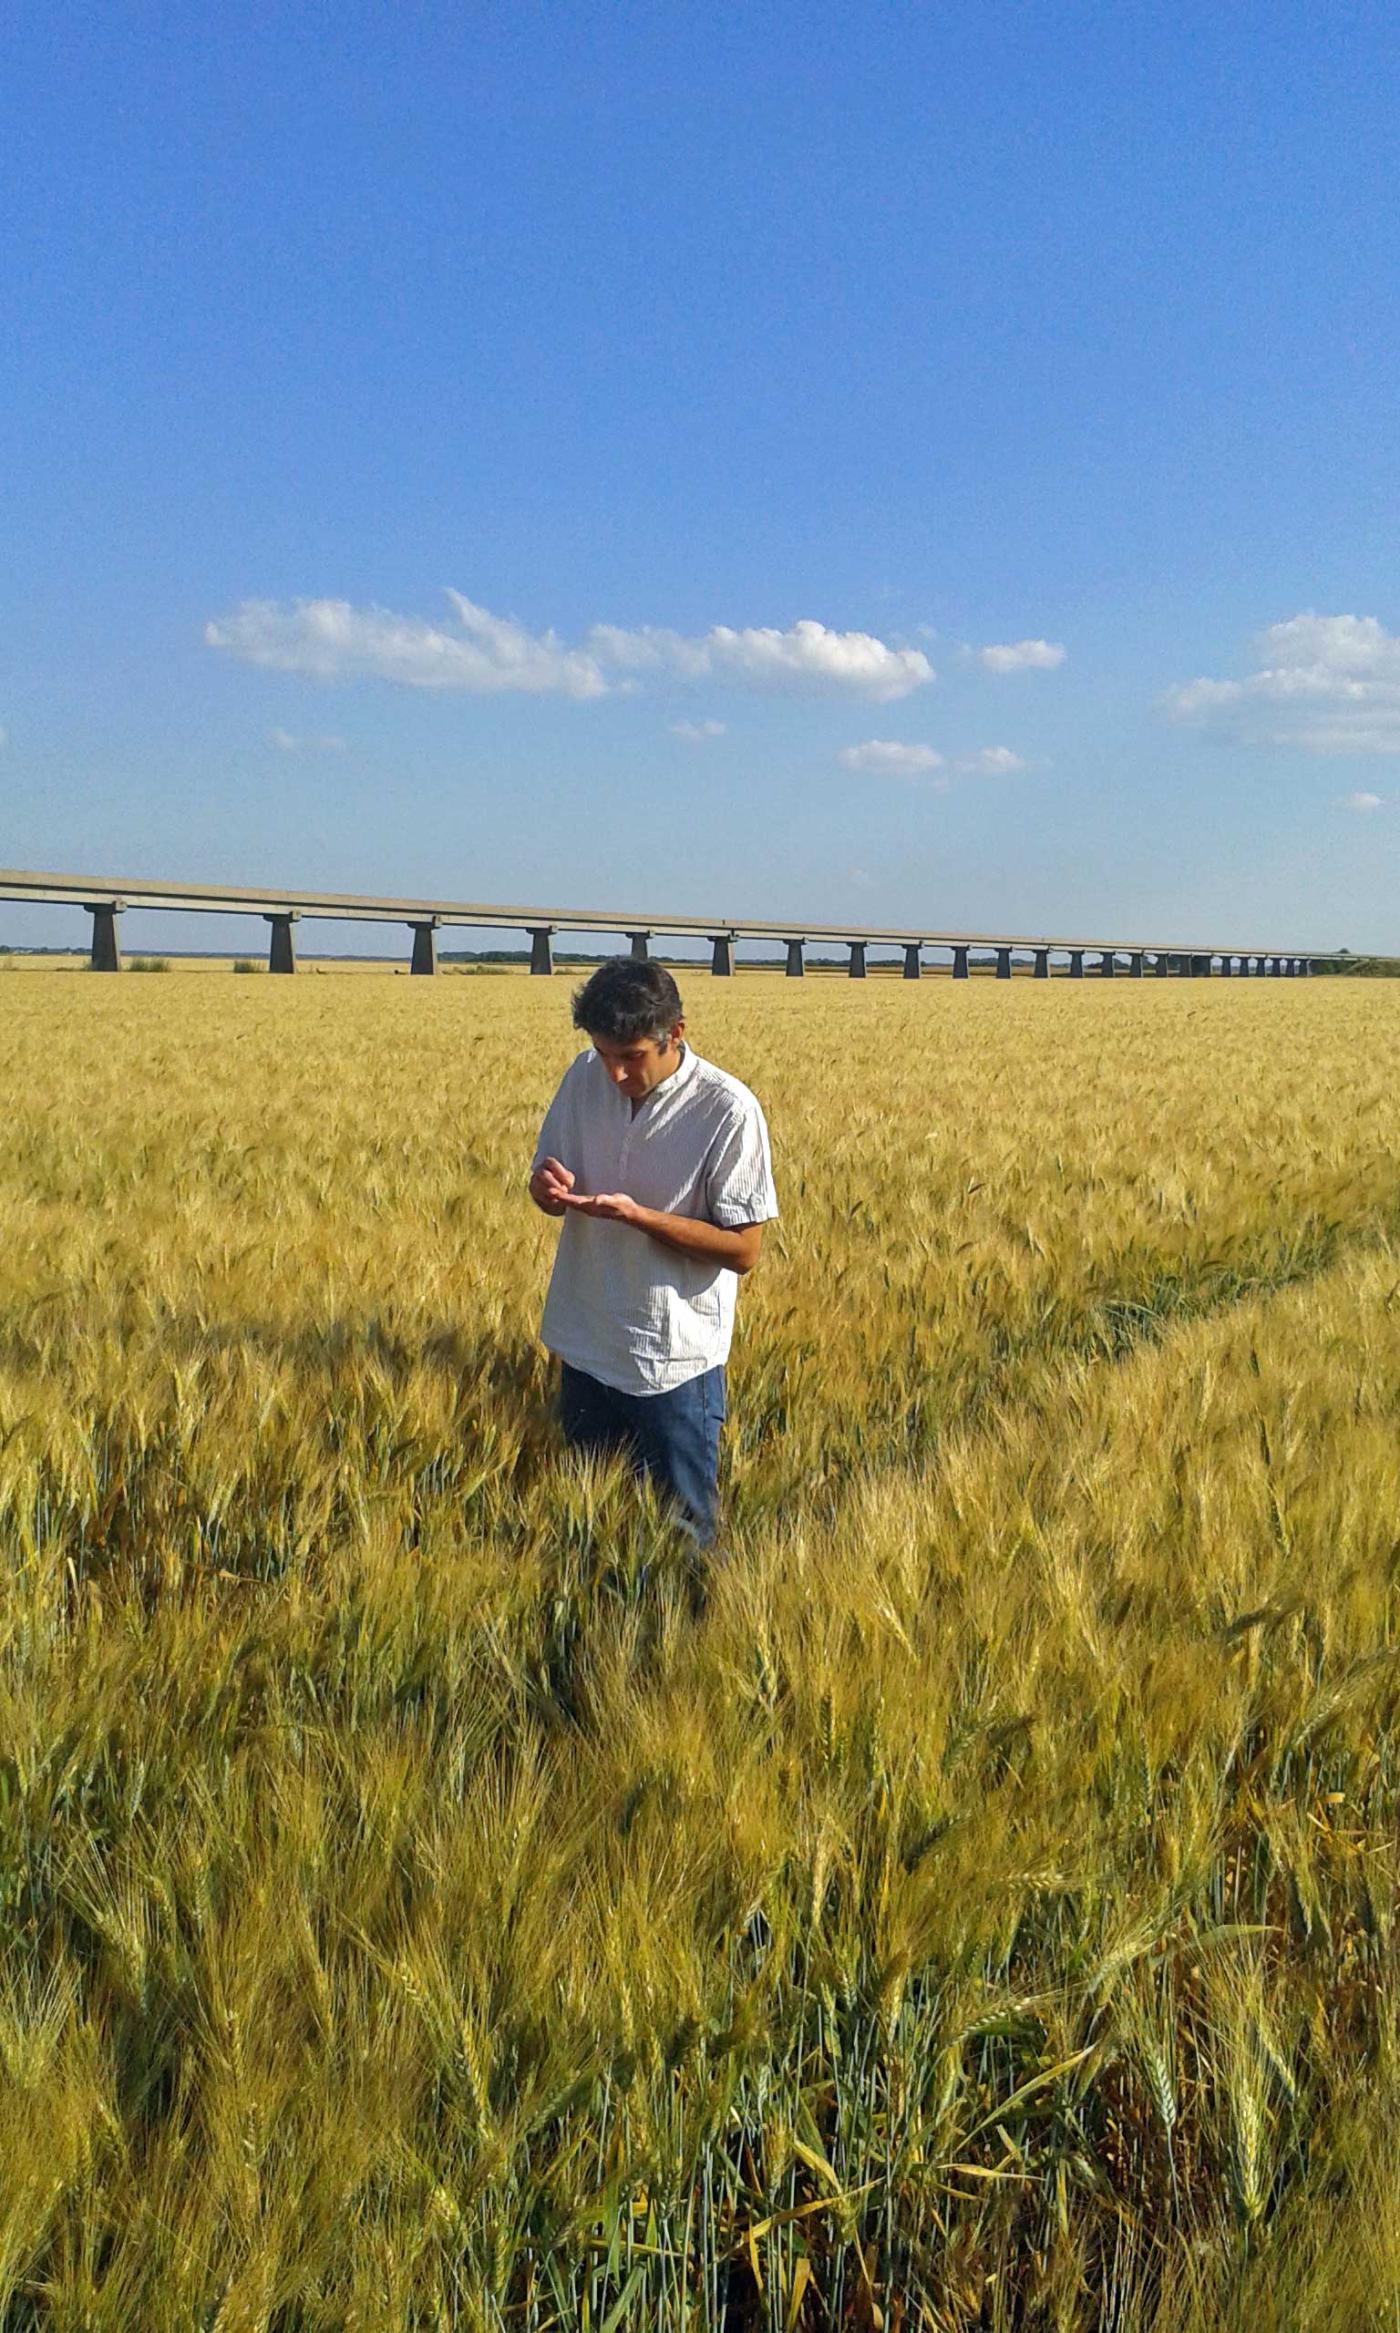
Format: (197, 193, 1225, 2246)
(0, 868, 1356, 964)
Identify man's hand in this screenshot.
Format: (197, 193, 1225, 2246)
(529, 1156, 576, 1216)
(558, 1189, 643, 1225)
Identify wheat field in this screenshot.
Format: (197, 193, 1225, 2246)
(1, 970, 1399, 2330)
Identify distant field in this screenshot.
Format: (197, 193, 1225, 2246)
(3, 976, 1399, 2328)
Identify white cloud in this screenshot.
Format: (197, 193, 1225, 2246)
(839, 739, 946, 779)
(1163, 614, 1400, 755)
(268, 727, 346, 753)
(976, 639, 1066, 674)
(209, 594, 610, 699)
(1341, 790, 1384, 812)
(670, 718, 727, 741)
(588, 617, 933, 699)
(957, 745, 1026, 776)
(207, 593, 934, 703)
(841, 739, 1027, 784)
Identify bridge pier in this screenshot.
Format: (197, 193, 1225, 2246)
(1129, 952, 1144, 977)
(409, 918, 439, 975)
(903, 944, 921, 979)
(265, 912, 299, 974)
(1034, 947, 1050, 979)
(1069, 949, 1084, 979)
(1154, 953, 1170, 976)
(628, 932, 650, 960)
(1220, 953, 1232, 976)
(786, 939, 805, 978)
(529, 927, 554, 976)
(996, 946, 1012, 980)
(86, 900, 124, 972)
(711, 934, 734, 977)
(952, 945, 969, 980)
(1099, 951, 1115, 977)
(849, 941, 867, 978)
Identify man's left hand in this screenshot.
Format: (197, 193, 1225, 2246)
(558, 1190, 644, 1225)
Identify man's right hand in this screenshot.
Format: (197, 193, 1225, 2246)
(529, 1156, 576, 1216)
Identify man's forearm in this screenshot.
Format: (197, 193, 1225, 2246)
(631, 1206, 756, 1272)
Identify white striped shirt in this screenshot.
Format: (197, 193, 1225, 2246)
(532, 1043, 779, 1394)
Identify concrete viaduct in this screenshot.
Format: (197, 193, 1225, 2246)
(0, 867, 1361, 981)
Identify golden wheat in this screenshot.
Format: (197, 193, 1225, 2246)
(1, 972, 1399, 2328)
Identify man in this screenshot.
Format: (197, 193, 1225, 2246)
(528, 956, 778, 1550)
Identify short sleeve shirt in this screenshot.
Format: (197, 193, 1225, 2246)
(532, 1043, 778, 1394)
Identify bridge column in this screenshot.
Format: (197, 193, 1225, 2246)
(1198, 956, 1213, 976)
(711, 934, 734, 977)
(903, 944, 921, 980)
(848, 941, 867, 978)
(1099, 952, 1115, 977)
(996, 946, 1012, 980)
(265, 912, 299, 974)
(952, 945, 969, 981)
(409, 918, 439, 974)
(1069, 949, 1084, 979)
(785, 939, 805, 978)
(85, 900, 124, 972)
(628, 932, 650, 961)
(1268, 956, 1280, 977)
(1154, 953, 1170, 976)
(1129, 952, 1144, 977)
(1220, 953, 1233, 976)
(529, 927, 554, 976)
(1033, 948, 1050, 979)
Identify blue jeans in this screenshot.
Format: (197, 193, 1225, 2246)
(558, 1362, 726, 1547)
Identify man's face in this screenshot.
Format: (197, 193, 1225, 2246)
(589, 1021, 685, 1101)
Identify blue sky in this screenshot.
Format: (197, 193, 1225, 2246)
(6, 1, 1400, 954)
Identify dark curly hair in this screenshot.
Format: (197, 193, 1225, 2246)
(571, 957, 684, 1043)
